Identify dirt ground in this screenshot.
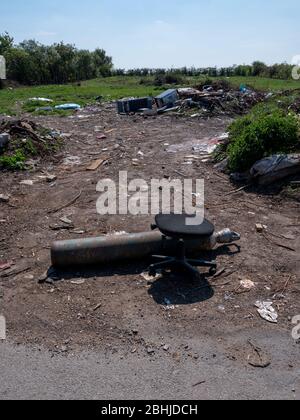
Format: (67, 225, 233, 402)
(0, 106, 299, 373)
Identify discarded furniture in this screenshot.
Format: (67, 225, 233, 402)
(155, 89, 179, 109)
(117, 97, 153, 114)
(51, 227, 240, 268)
(148, 214, 217, 278)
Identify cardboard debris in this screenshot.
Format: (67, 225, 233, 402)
(86, 157, 107, 171)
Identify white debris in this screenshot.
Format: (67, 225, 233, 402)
(70, 279, 85, 285)
(20, 180, 34, 186)
(141, 271, 162, 281)
(240, 279, 255, 290)
(0, 194, 10, 203)
(255, 301, 278, 324)
(63, 156, 81, 166)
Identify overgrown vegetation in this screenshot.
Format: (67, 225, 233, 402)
(0, 119, 63, 170)
(0, 149, 26, 170)
(226, 105, 300, 172)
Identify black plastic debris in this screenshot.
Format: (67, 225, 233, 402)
(117, 97, 153, 114)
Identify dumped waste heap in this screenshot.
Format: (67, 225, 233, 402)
(117, 83, 265, 118)
(0, 119, 63, 170)
(177, 85, 265, 117)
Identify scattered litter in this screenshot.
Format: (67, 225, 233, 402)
(109, 231, 128, 236)
(20, 180, 34, 186)
(48, 190, 82, 214)
(247, 340, 271, 368)
(28, 97, 53, 103)
(177, 87, 201, 97)
(50, 223, 74, 231)
(0, 194, 10, 203)
(141, 271, 162, 281)
(155, 89, 179, 109)
(256, 223, 265, 233)
(97, 134, 107, 140)
(60, 216, 73, 225)
(217, 305, 226, 313)
(86, 157, 107, 171)
(55, 103, 81, 110)
(72, 229, 85, 235)
(0, 261, 12, 270)
(63, 156, 81, 166)
(117, 97, 152, 114)
(46, 174, 57, 183)
(70, 279, 85, 285)
(255, 301, 278, 324)
(240, 279, 255, 290)
(93, 303, 102, 311)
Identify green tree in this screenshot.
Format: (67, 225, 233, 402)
(0, 32, 14, 55)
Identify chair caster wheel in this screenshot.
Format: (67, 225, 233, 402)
(209, 267, 217, 276)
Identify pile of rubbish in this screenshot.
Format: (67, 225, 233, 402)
(0, 119, 63, 165)
(117, 84, 265, 118)
(177, 85, 264, 117)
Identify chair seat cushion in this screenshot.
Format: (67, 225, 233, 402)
(155, 214, 215, 238)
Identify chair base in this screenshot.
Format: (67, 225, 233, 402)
(149, 255, 217, 278)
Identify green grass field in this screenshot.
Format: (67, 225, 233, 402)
(0, 75, 299, 116)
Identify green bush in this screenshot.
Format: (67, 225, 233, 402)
(0, 149, 26, 170)
(228, 108, 300, 172)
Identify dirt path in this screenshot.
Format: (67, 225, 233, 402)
(0, 107, 299, 399)
(0, 327, 299, 400)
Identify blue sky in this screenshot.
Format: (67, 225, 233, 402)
(1, 0, 299, 68)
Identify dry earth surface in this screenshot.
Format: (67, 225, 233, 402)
(0, 105, 299, 400)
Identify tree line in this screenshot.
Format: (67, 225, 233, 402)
(0, 31, 295, 86)
(112, 61, 294, 80)
(0, 32, 113, 85)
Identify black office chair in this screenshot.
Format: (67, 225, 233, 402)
(149, 213, 217, 278)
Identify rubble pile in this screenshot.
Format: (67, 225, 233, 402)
(0, 119, 62, 153)
(177, 86, 265, 117)
(0, 119, 63, 169)
(116, 84, 265, 118)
